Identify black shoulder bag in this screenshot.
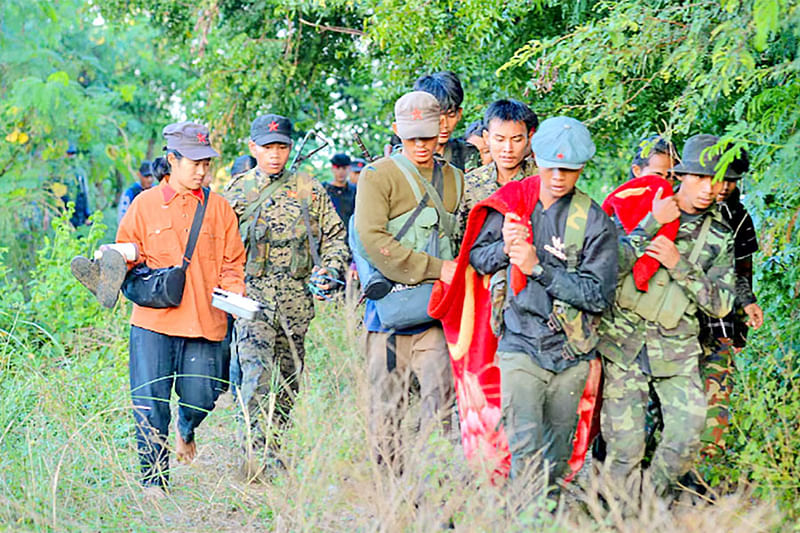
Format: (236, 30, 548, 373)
(122, 188, 209, 308)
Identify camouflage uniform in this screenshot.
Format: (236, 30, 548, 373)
(597, 209, 735, 495)
(224, 167, 348, 453)
(456, 158, 538, 242)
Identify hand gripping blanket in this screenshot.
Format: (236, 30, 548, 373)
(428, 175, 601, 483)
(601, 175, 680, 290)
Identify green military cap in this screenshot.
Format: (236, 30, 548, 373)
(394, 91, 440, 140)
(531, 116, 595, 170)
(163, 121, 219, 160)
(251, 114, 293, 146)
(671, 134, 722, 177)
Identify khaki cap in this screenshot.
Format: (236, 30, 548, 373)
(394, 91, 440, 140)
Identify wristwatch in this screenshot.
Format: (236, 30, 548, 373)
(531, 263, 544, 278)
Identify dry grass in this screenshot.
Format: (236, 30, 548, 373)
(0, 300, 787, 532)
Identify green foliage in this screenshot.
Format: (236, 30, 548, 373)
(0, 0, 181, 275)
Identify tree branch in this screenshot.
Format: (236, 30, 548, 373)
(298, 17, 364, 37)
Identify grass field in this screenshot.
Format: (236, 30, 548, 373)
(0, 291, 789, 532)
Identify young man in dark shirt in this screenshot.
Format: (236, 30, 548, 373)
(469, 116, 618, 480)
(413, 71, 480, 172)
(323, 152, 357, 235)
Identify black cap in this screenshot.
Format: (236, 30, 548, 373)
(163, 121, 219, 160)
(724, 148, 749, 181)
(139, 160, 152, 177)
(230, 155, 257, 177)
(671, 134, 721, 177)
(251, 114, 292, 146)
(350, 158, 366, 171)
(331, 153, 351, 167)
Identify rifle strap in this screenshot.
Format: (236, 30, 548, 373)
(564, 189, 591, 272)
(689, 214, 713, 264)
(240, 172, 291, 244)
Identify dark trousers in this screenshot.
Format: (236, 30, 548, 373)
(129, 326, 224, 487)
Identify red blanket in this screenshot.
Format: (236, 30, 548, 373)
(429, 175, 601, 483)
(601, 175, 679, 290)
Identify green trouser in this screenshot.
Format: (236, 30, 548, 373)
(699, 338, 734, 457)
(497, 351, 589, 481)
(601, 357, 706, 496)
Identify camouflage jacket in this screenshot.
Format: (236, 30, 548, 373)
(457, 158, 538, 242)
(224, 166, 348, 289)
(597, 209, 735, 377)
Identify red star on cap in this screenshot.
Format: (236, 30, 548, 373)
(556, 153, 564, 159)
(268, 120, 279, 132)
(196, 132, 208, 145)
(411, 108, 423, 120)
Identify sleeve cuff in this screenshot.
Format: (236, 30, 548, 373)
(668, 257, 693, 281)
(534, 263, 555, 286)
(640, 213, 662, 238)
(424, 256, 445, 281)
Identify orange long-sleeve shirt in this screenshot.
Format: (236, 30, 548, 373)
(116, 182, 246, 341)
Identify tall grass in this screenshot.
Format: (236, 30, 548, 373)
(0, 214, 793, 531)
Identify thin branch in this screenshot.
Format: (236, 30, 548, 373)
(298, 17, 364, 37)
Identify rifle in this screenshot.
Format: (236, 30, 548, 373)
(290, 130, 329, 173)
(354, 133, 378, 163)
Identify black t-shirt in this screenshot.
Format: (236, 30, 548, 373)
(323, 181, 357, 235)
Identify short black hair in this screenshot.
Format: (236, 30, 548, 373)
(151, 156, 170, 182)
(483, 99, 539, 133)
(630, 135, 678, 178)
(465, 120, 487, 139)
(413, 71, 464, 112)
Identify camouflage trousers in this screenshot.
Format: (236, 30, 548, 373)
(600, 356, 706, 496)
(234, 279, 314, 456)
(699, 338, 735, 457)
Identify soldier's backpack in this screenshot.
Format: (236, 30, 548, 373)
(350, 154, 462, 330)
(616, 214, 713, 329)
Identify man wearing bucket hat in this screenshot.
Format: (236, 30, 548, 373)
(695, 148, 763, 462)
(353, 91, 463, 471)
(597, 133, 736, 500)
(468, 116, 618, 482)
(115, 121, 246, 494)
(224, 113, 348, 482)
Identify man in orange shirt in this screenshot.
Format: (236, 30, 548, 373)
(116, 122, 246, 494)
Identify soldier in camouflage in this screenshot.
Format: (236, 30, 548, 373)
(697, 148, 764, 458)
(224, 114, 348, 480)
(598, 134, 736, 498)
(457, 99, 539, 240)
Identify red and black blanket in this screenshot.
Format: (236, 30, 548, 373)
(428, 175, 602, 483)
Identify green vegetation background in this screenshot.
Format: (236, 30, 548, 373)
(1, 0, 798, 530)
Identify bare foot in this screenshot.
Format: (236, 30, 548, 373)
(176, 431, 197, 463)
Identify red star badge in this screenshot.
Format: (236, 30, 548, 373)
(196, 132, 208, 145)
(411, 108, 423, 120)
(268, 120, 279, 132)
(556, 153, 564, 159)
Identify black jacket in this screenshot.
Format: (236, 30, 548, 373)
(469, 191, 618, 372)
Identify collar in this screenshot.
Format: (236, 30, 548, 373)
(493, 158, 537, 185)
(256, 167, 289, 184)
(161, 181, 205, 203)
